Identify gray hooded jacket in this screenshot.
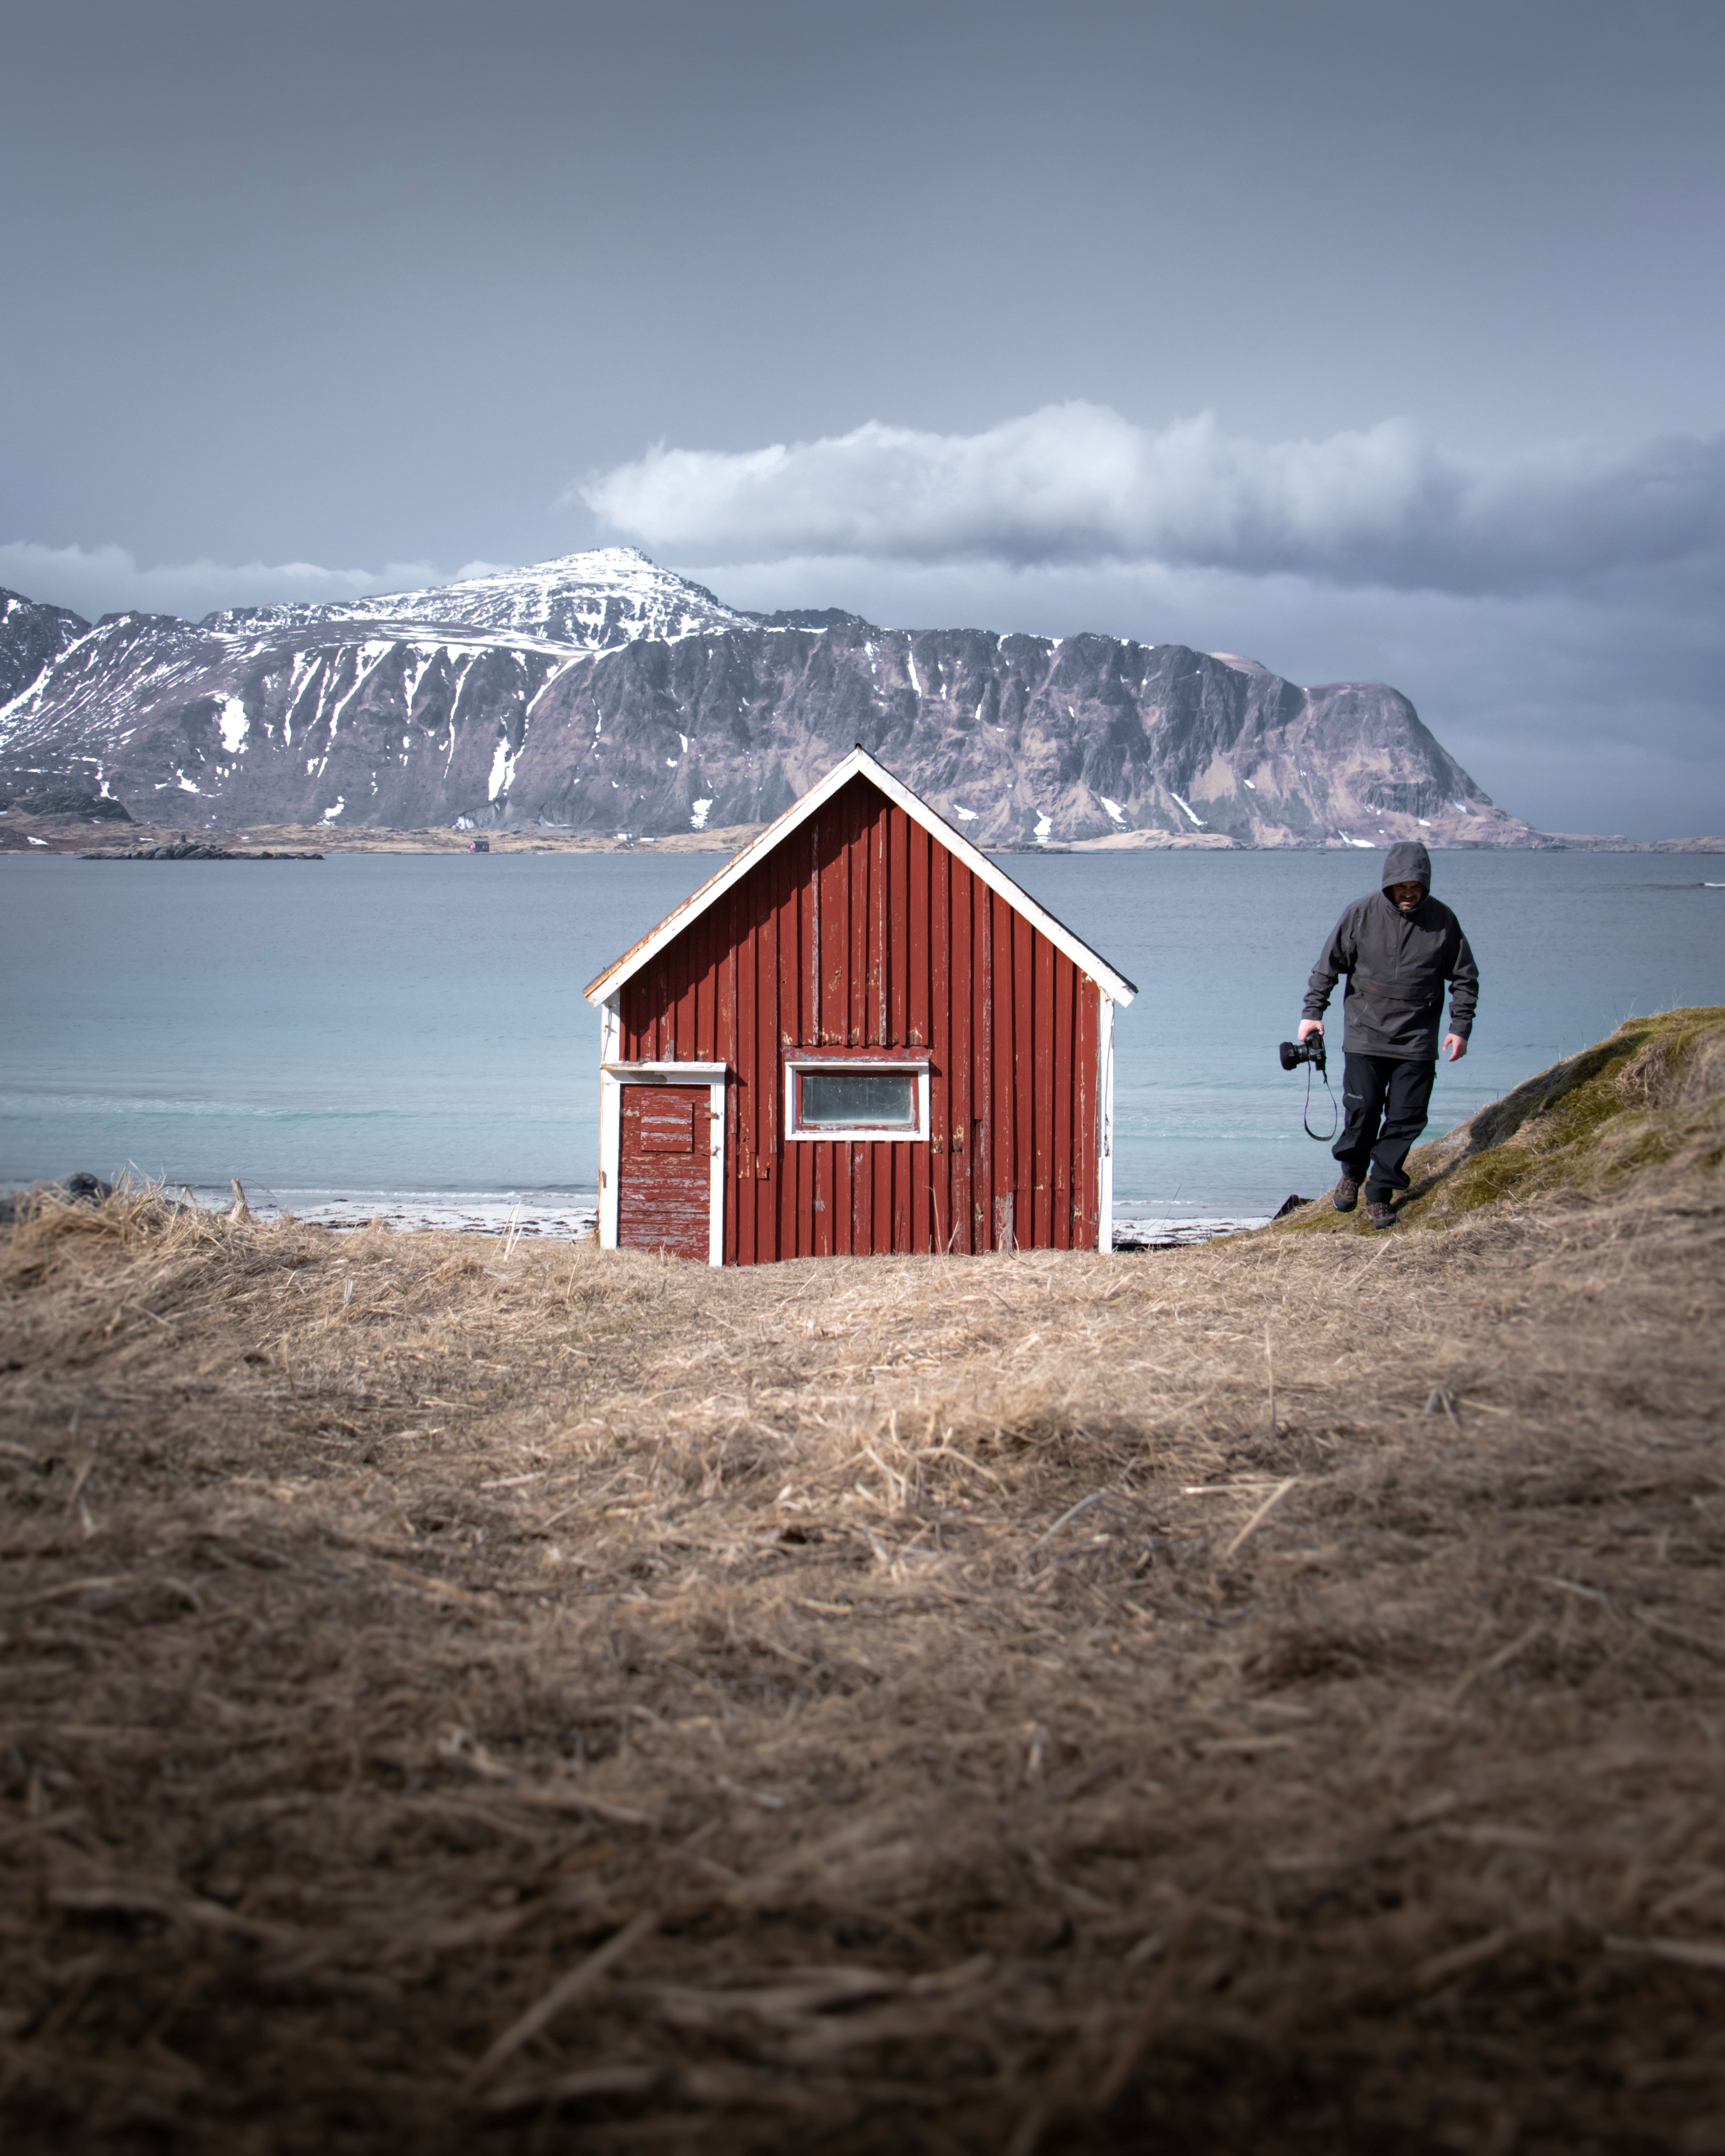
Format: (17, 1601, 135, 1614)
(1302, 841, 1479, 1060)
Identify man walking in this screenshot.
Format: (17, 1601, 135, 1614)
(1298, 840, 1479, 1230)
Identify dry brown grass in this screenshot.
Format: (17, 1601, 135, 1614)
(3, 1150, 1724, 2153)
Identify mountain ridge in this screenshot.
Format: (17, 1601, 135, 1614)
(0, 549, 1536, 848)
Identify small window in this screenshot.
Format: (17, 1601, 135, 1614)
(801, 1070, 916, 1129)
(787, 1060, 930, 1141)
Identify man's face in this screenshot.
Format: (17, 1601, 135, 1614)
(1387, 880, 1427, 917)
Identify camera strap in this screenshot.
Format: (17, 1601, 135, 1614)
(1304, 1059, 1338, 1142)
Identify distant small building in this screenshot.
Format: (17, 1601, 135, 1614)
(466, 837, 490, 852)
(583, 748, 1136, 1264)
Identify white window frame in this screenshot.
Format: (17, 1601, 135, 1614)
(598, 1059, 728, 1266)
(784, 1056, 930, 1144)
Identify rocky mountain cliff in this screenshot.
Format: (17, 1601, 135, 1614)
(0, 589, 87, 706)
(0, 550, 1532, 848)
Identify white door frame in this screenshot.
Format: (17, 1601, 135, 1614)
(599, 1060, 728, 1266)
(1097, 994, 1116, 1256)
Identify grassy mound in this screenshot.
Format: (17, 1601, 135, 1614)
(4, 1076, 1725, 2151)
(1273, 1003, 1725, 1233)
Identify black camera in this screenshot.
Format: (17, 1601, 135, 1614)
(1279, 1035, 1325, 1073)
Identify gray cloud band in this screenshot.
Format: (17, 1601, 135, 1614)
(579, 403, 1725, 598)
(0, 542, 459, 627)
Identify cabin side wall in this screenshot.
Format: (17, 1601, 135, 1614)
(615, 775, 1107, 1262)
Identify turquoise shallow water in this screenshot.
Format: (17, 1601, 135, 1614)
(2, 851, 1720, 1219)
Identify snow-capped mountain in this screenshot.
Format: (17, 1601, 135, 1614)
(199, 547, 755, 652)
(0, 550, 1530, 847)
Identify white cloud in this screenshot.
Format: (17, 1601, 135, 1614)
(579, 401, 1725, 835)
(582, 403, 1725, 599)
(0, 540, 442, 625)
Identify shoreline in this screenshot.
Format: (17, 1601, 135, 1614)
(3, 1180, 1272, 1249)
(5, 812, 1724, 858)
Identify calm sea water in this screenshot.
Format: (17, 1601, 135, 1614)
(2, 851, 1720, 1222)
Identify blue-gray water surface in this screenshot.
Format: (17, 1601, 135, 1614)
(3, 851, 1721, 1220)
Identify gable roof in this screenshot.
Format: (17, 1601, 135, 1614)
(584, 746, 1137, 1008)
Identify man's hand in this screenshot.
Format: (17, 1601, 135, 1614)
(1298, 1019, 1324, 1043)
(1444, 1033, 1468, 1062)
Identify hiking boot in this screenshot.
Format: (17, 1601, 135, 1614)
(1332, 1174, 1359, 1213)
(1365, 1196, 1397, 1230)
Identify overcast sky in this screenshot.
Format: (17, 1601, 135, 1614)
(4, 0, 1722, 836)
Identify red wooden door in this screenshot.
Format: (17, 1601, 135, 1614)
(617, 1085, 712, 1260)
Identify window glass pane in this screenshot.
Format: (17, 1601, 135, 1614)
(799, 1070, 917, 1129)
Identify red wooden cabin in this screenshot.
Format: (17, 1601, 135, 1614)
(584, 747, 1136, 1264)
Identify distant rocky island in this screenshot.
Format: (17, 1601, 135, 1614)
(0, 551, 1710, 850)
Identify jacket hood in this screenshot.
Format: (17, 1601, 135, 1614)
(1382, 840, 1431, 891)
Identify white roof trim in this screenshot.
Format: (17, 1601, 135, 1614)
(583, 746, 1137, 1007)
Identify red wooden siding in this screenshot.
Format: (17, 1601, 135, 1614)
(617, 1085, 710, 1260)
(615, 774, 1104, 1264)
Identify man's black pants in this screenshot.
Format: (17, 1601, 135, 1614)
(1334, 1052, 1436, 1197)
